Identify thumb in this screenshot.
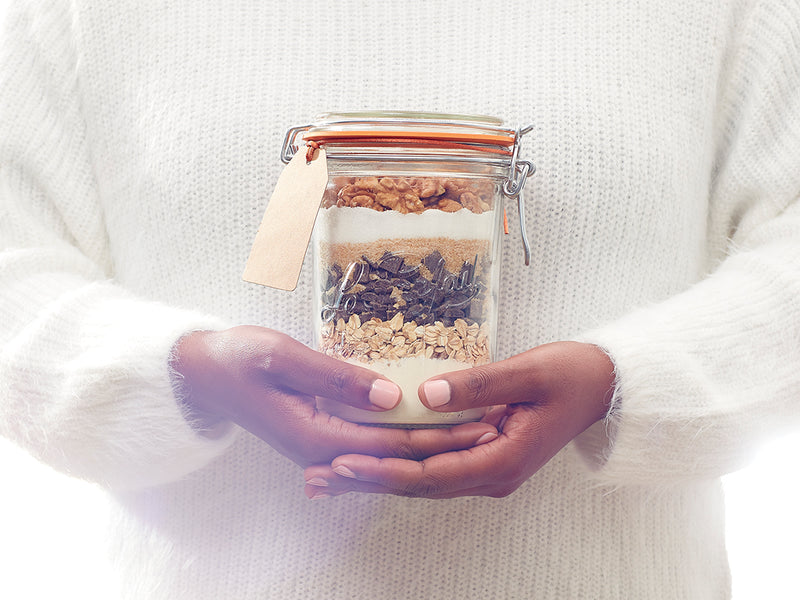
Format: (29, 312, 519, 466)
(265, 330, 402, 411)
(419, 351, 545, 412)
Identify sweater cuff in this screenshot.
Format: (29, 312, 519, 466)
(570, 341, 623, 477)
(1, 282, 240, 491)
(74, 304, 241, 490)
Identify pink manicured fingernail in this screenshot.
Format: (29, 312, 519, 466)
(305, 477, 329, 487)
(476, 432, 497, 446)
(369, 379, 401, 410)
(310, 492, 330, 500)
(333, 465, 356, 479)
(423, 379, 451, 407)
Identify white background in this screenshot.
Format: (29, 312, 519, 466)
(0, 1, 798, 598)
(2, 434, 800, 599)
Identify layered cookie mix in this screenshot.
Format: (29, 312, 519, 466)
(313, 176, 500, 425)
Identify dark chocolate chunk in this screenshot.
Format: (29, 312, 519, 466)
(441, 292, 470, 310)
(405, 304, 425, 320)
(340, 294, 357, 314)
(371, 279, 394, 294)
(356, 262, 371, 284)
(395, 264, 420, 279)
(378, 252, 405, 275)
(412, 278, 434, 297)
(324, 264, 343, 290)
(361, 292, 380, 304)
(375, 293, 393, 305)
(439, 273, 458, 293)
(402, 290, 420, 304)
(362, 255, 381, 270)
(431, 289, 446, 306)
(422, 250, 445, 274)
(459, 260, 476, 285)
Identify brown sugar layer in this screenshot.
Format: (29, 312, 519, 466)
(318, 237, 490, 275)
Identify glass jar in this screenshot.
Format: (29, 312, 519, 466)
(281, 112, 534, 427)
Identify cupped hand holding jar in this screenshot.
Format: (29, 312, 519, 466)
(303, 341, 615, 499)
(170, 325, 500, 470)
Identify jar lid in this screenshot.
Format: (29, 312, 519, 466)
(301, 111, 516, 154)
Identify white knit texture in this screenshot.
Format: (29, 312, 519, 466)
(1, 0, 799, 598)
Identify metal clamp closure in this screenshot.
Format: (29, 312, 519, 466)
(502, 125, 536, 197)
(502, 126, 535, 266)
(281, 125, 311, 164)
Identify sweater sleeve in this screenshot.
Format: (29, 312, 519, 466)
(0, 3, 238, 490)
(573, 0, 800, 486)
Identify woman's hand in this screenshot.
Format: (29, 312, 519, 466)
(171, 325, 498, 468)
(303, 342, 615, 499)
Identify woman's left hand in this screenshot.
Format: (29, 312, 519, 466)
(304, 341, 616, 499)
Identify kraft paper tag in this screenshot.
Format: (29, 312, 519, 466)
(243, 148, 328, 291)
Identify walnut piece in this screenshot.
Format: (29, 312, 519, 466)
(321, 176, 495, 215)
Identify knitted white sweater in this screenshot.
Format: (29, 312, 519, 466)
(2, 1, 799, 598)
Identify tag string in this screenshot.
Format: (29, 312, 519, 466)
(305, 141, 321, 163)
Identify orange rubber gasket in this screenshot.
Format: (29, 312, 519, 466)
(304, 134, 514, 156)
(304, 130, 514, 150)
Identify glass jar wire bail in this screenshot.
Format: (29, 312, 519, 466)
(504, 125, 536, 265)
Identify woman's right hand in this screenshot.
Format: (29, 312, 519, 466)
(171, 326, 498, 468)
